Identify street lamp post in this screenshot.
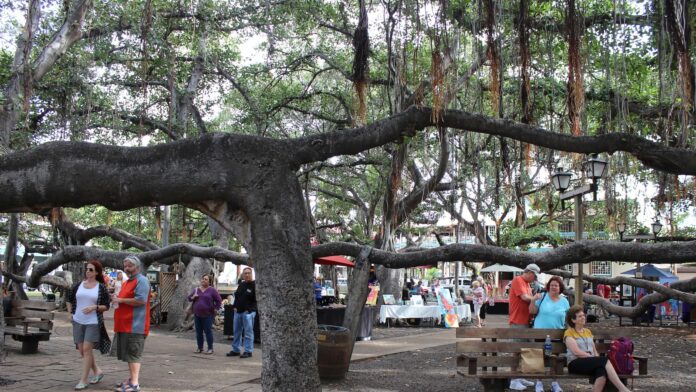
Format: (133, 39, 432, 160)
(187, 221, 195, 242)
(651, 217, 662, 239)
(551, 154, 608, 306)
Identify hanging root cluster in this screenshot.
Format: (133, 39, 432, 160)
(566, 0, 584, 136)
(431, 48, 445, 124)
(485, 0, 500, 116)
(352, 0, 369, 125)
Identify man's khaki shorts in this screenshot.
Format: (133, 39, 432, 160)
(116, 332, 146, 363)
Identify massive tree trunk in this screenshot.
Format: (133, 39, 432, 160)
(244, 168, 319, 392)
(169, 257, 213, 331)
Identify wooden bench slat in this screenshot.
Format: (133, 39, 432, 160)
(3, 325, 51, 337)
(13, 300, 57, 311)
(458, 355, 518, 368)
(3, 299, 55, 354)
(10, 308, 55, 320)
(455, 327, 649, 383)
(458, 370, 651, 380)
(457, 341, 566, 353)
(456, 327, 634, 340)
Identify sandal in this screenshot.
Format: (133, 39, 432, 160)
(115, 379, 130, 389)
(120, 383, 140, 392)
(90, 373, 104, 384)
(75, 382, 89, 390)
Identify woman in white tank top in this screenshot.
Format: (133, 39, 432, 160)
(67, 260, 111, 390)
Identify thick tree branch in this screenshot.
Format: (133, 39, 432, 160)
(291, 106, 696, 175)
(33, 0, 92, 81)
(25, 243, 250, 287)
(394, 128, 449, 226)
(310, 240, 696, 269)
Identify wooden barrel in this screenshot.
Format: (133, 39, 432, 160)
(317, 324, 352, 379)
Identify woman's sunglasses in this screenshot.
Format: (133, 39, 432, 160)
(86, 267, 95, 272)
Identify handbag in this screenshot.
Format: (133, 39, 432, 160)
(529, 292, 547, 327)
(519, 348, 545, 373)
(98, 322, 112, 355)
(186, 288, 199, 316)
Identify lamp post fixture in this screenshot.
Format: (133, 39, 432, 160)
(651, 217, 662, 239)
(550, 154, 608, 306)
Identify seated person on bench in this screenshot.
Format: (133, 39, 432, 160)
(564, 305, 631, 392)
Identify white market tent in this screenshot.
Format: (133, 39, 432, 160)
(481, 264, 524, 273)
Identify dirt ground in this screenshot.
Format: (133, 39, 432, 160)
(162, 315, 696, 391)
(321, 318, 696, 392)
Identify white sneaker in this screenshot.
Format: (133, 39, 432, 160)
(551, 381, 563, 392)
(510, 379, 528, 391)
(520, 379, 536, 387)
(535, 380, 544, 392)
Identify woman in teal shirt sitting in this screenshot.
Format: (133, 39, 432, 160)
(527, 276, 570, 392)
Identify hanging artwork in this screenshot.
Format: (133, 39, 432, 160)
(366, 286, 380, 306)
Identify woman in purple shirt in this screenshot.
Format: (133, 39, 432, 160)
(188, 275, 222, 354)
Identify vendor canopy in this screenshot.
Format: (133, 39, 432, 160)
(621, 263, 678, 283)
(313, 255, 354, 268)
(481, 264, 524, 273)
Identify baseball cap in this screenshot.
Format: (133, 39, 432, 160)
(524, 263, 541, 278)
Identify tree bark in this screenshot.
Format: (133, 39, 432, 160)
(342, 246, 372, 346)
(244, 169, 320, 392)
(169, 257, 213, 331)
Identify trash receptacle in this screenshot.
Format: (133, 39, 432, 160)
(223, 305, 234, 336)
(317, 325, 352, 379)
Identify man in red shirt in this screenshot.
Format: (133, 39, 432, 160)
(111, 255, 150, 392)
(508, 263, 541, 391)
(596, 283, 611, 319)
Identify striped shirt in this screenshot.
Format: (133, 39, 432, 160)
(114, 274, 151, 335)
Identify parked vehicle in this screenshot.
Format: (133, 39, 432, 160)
(440, 276, 472, 295)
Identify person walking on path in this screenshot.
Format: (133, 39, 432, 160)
(111, 255, 151, 392)
(111, 271, 124, 296)
(529, 276, 570, 392)
(226, 267, 257, 358)
(476, 276, 492, 326)
(189, 274, 222, 354)
(509, 263, 542, 391)
(564, 305, 632, 392)
(472, 280, 485, 328)
(67, 260, 111, 390)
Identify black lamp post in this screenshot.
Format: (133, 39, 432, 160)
(187, 221, 195, 242)
(550, 154, 608, 306)
(584, 154, 608, 200)
(651, 218, 662, 239)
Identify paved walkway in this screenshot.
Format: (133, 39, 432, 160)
(1, 310, 463, 391)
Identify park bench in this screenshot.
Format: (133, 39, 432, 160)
(3, 299, 57, 354)
(456, 327, 649, 392)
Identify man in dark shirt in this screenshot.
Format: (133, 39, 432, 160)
(226, 267, 257, 358)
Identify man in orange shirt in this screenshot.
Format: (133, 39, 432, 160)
(111, 255, 150, 392)
(509, 263, 541, 391)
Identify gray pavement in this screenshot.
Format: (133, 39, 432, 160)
(1, 310, 464, 391)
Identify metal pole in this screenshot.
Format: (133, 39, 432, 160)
(454, 224, 460, 299)
(575, 194, 583, 306)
